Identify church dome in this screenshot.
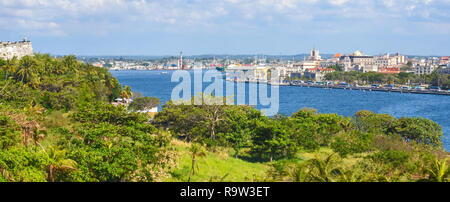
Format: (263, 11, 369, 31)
(333, 53, 342, 58)
(354, 50, 362, 56)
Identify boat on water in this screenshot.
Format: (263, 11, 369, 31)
(216, 66, 225, 72)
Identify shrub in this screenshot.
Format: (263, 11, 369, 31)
(331, 130, 373, 157)
(0, 115, 22, 150)
(393, 117, 443, 148)
(352, 111, 397, 134)
(370, 150, 411, 168)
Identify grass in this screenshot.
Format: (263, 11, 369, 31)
(166, 139, 270, 182)
(295, 147, 368, 169)
(165, 140, 369, 182)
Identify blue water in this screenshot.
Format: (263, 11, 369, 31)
(111, 70, 450, 151)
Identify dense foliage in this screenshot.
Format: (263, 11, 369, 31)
(1, 55, 448, 182)
(155, 96, 449, 182)
(0, 55, 174, 182)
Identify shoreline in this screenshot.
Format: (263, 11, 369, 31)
(109, 69, 450, 96)
(287, 83, 450, 96)
(226, 78, 450, 96)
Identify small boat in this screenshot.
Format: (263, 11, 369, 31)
(216, 67, 225, 72)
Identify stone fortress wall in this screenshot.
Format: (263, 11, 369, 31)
(0, 38, 34, 60)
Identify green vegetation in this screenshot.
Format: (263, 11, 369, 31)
(0, 55, 173, 182)
(155, 97, 449, 182)
(128, 96, 161, 112)
(167, 140, 269, 182)
(1, 55, 449, 182)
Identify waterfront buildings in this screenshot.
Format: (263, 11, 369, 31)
(284, 49, 407, 81)
(334, 51, 407, 73)
(81, 48, 444, 83)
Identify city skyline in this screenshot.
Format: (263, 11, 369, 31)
(1, 0, 450, 56)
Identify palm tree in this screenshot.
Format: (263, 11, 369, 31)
(16, 56, 37, 83)
(21, 101, 46, 147)
(28, 77, 41, 89)
(337, 169, 363, 182)
(1, 57, 18, 80)
(423, 158, 450, 182)
(285, 163, 309, 182)
(46, 147, 77, 182)
(63, 55, 78, 73)
(307, 153, 343, 182)
(32, 126, 47, 152)
(124, 85, 133, 99)
(188, 143, 206, 182)
(120, 85, 133, 103)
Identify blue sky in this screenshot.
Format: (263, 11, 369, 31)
(1, 0, 450, 56)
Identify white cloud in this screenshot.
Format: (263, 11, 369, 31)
(0, 0, 449, 37)
(329, 0, 350, 6)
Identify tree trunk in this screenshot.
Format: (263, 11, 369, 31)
(49, 165, 55, 182)
(23, 130, 28, 147)
(188, 157, 196, 182)
(210, 123, 215, 140)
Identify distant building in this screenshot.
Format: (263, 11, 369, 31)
(339, 51, 375, 71)
(290, 72, 303, 79)
(440, 56, 449, 65)
(92, 62, 103, 67)
(0, 38, 34, 60)
(352, 56, 375, 68)
(337, 51, 406, 72)
(300, 61, 320, 70)
(376, 53, 405, 68)
(227, 64, 270, 81)
(340, 56, 353, 71)
(414, 65, 435, 75)
(392, 53, 406, 65)
(304, 68, 335, 81)
(438, 66, 450, 74)
(376, 56, 395, 68)
(379, 68, 400, 74)
(320, 60, 338, 68)
(361, 65, 379, 73)
(333, 53, 342, 59)
(308, 48, 322, 61)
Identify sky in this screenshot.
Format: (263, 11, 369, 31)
(1, 0, 450, 56)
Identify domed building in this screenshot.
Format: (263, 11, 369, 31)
(333, 53, 342, 58)
(353, 50, 363, 56)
